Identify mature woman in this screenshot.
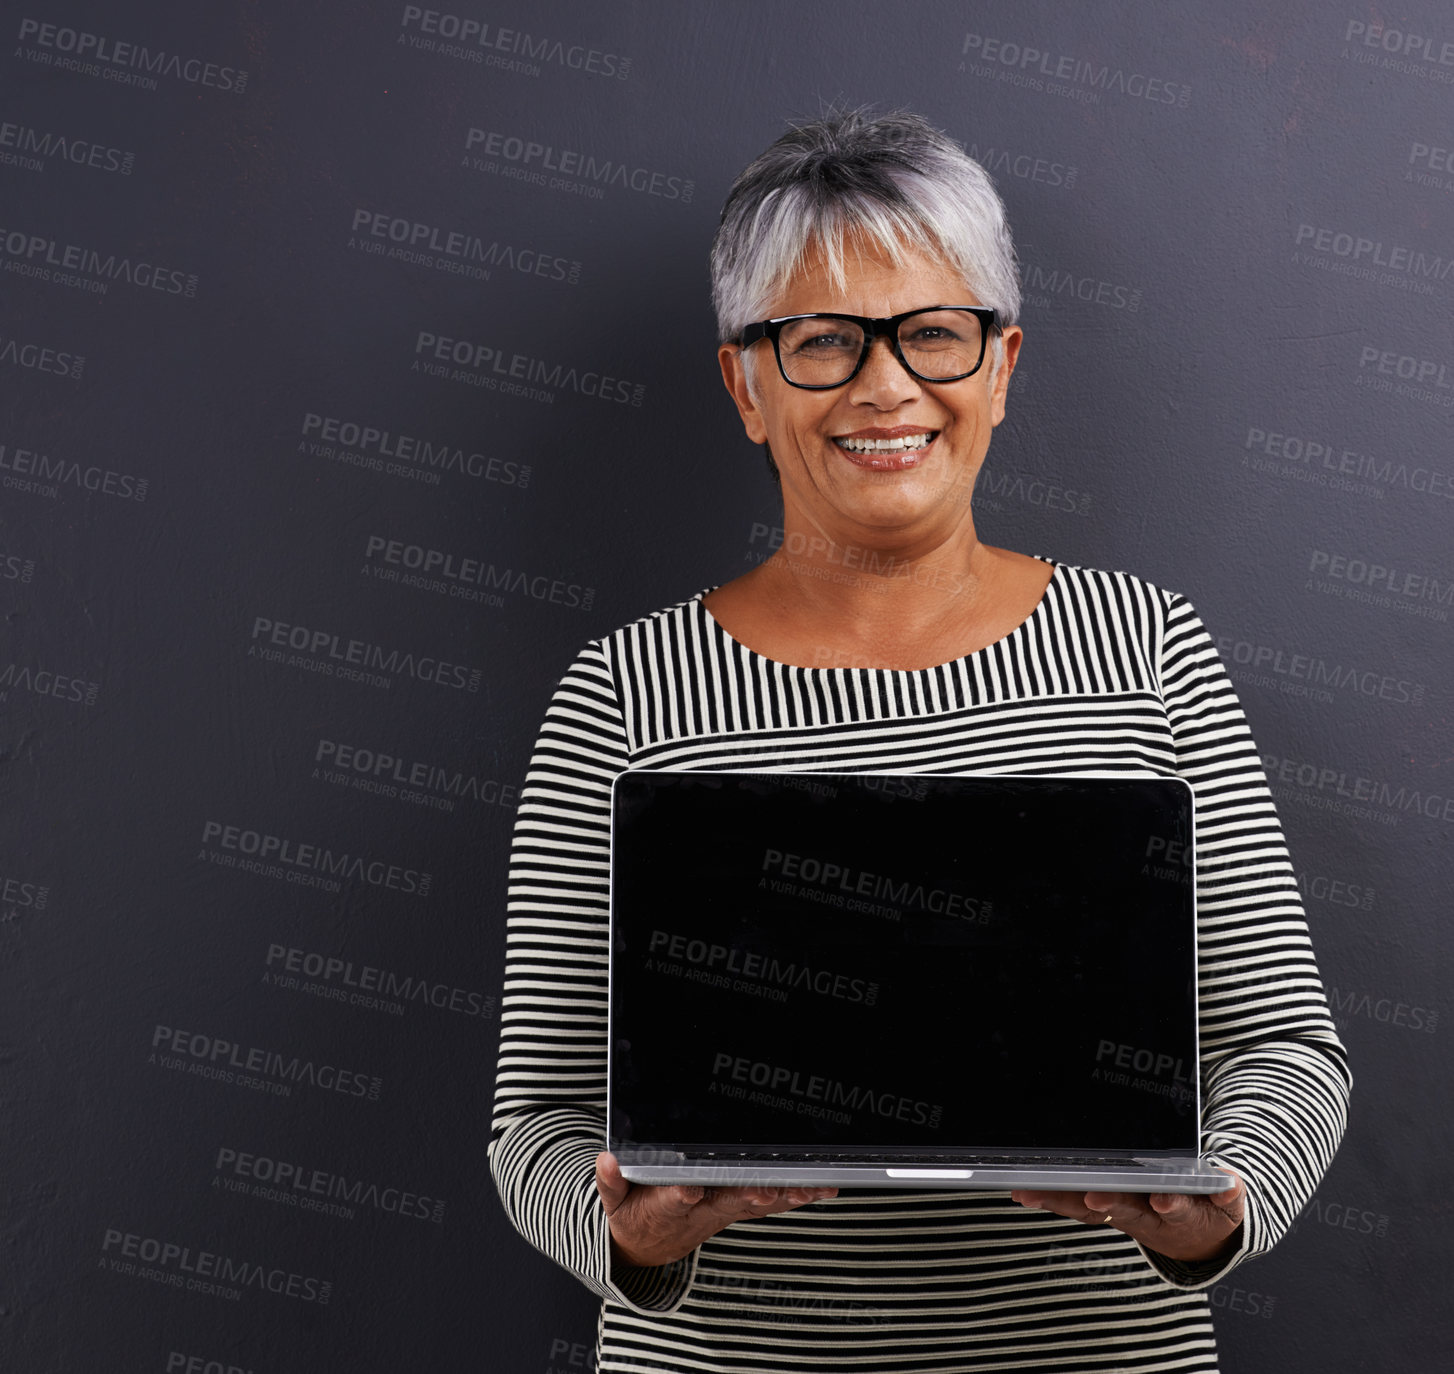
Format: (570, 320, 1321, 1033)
(490, 111, 1350, 1373)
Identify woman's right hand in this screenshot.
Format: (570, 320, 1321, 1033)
(595, 1152, 836, 1270)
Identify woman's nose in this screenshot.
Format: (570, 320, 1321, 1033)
(846, 334, 922, 407)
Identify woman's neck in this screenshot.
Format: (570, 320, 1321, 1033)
(704, 540, 1053, 671)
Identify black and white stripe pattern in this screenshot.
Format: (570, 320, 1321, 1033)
(490, 563, 1350, 1373)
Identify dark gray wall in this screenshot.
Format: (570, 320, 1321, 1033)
(3, 2, 1449, 1370)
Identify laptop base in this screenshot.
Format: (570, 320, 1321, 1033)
(618, 1155, 1231, 1193)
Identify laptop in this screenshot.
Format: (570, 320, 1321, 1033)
(607, 768, 1229, 1193)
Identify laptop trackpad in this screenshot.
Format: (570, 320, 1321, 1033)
(886, 1168, 975, 1179)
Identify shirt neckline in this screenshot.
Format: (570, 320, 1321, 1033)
(692, 556, 1062, 675)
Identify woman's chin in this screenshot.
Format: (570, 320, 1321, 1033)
(820, 455, 978, 516)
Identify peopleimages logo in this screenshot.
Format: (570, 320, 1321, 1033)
(364, 534, 595, 611)
(1018, 257, 1142, 311)
(166, 1352, 253, 1374)
(976, 465, 1093, 516)
(463, 127, 693, 202)
(1, 872, 50, 914)
(712, 1052, 944, 1129)
(265, 942, 497, 1021)
(964, 140, 1078, 189)
(0, 224, 197, 297)
(0, 333, 84, 379)
(1262, 753, 1454, 826)
(960, 32, 1191, 107)
(745, 522, 961, 594)
(314, 737, 518, 812)
(1297, 869, 1375, 912)
(647, 926, 880, 1006)
(1307, 549, 1451, 622)
(1340, 19, 1454, 84)
(1094, 1038, 1192, 1084)
(772, 772, 930, 804)
(300, 411, 531, 489)
(348, 208, 580, 286)
(1216, 634, 1426, 707)
(200, 820, 432, 897)
(100, 1228, 327, 1305)
(0, 661, 99, 706)
(412, 329, 645, 407)
(214, 1146, 446, 1224)
(15, 18, 248, 92)
(761, 847, 992, 924)
(0, 550, 37, 583)
(1407, 139, 1454, 191)
(1091, 1038, 1194, 1108)
(1355, 345, 1454, 410)
(1290, 1194, 1392, 1242)
(0, 115, 133, 174)
(1292, 222, 1450, 296)
(247, 614, 483, 692)
(149, 1023, 384, 1102)
(0, 438, 148, 502)
(1209, 1284, 1277, 1320)
(399, 6, 631, 78)
(1243, 424, 1454, 498)
(1328, 986, 1438, 1033)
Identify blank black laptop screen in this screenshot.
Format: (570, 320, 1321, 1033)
(609, 771, 1198, 1156)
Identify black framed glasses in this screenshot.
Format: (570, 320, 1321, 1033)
(738, 305, 999, 390)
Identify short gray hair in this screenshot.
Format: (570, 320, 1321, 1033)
(710, 109, 1021, 345)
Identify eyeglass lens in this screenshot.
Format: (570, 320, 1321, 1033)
(776, 309, 986, 386)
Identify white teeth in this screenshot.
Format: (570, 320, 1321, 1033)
(835, 433, 934, 454)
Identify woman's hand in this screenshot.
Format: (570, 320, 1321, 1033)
(1010, 1169, 1245, 1264)
(596, 1152, 837, 1270)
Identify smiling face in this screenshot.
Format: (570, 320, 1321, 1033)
(719, 238, 1022, 549)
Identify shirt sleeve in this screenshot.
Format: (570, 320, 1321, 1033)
(487, 638, 698, 1313)
(1137, 593, 1353, 1288)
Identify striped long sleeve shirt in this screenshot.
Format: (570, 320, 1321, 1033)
(489, 563, 1351, 1373)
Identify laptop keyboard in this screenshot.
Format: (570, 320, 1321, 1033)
(703, 1152, 1146, 1169)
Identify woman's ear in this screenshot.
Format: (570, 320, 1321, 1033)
(989, 325, 1023, 427)
(718, 344, 769, 445)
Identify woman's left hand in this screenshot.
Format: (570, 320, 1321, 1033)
(1011, 1169, 1245, 1263)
